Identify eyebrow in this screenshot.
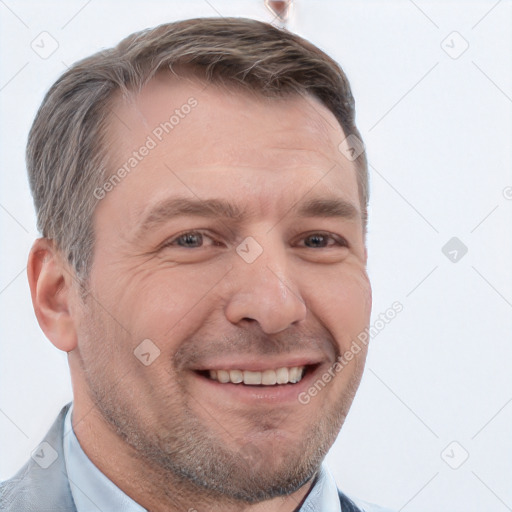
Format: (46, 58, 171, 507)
(135, 195, 360, 236)
(296, 197, 360, 220)
(136, 197, 244, 235)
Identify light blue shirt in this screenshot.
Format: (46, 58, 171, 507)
(63, 403, 389, 512)
(63, 403, 146, 512)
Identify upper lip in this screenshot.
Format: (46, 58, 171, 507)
(191, 356, 325, 372)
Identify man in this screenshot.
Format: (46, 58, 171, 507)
(0, 17, 392, 512)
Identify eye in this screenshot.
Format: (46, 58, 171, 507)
(299, 232, 348, 249)
(162, 231, 221, 249)
(176, 232, 204, 248)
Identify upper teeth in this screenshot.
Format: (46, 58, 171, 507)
(208, 366, 305, 385)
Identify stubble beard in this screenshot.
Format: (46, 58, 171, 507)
(78, 297, 364, 506)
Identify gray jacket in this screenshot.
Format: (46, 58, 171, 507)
(0, 403, 366, 511)
(1, 403, 76, 511)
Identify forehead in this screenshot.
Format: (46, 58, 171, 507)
(101, 74, 360, 222)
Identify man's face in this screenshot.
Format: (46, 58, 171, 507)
(73, 75, 372, 502)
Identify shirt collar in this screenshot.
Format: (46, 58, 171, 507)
(63, 402, 146, 512)
(300, 464, 342, 512)
(63, 402, 340, 512)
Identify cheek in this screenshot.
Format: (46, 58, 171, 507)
(305, 265, 372, 350)
(94, 262, 227, 345)
(74, 298, 134, 394)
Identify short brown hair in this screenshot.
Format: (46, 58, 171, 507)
(27, 17, 368, 280)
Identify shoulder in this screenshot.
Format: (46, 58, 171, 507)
(0, 403, 76, 512)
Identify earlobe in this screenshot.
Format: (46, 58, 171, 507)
(27, 238, 78, 352)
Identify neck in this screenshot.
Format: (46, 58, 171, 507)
(71, 398, 316, 512)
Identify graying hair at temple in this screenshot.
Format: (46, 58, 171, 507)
(27, 16, 368, 280)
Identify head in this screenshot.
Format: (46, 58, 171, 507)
(27, 17, 371, 506)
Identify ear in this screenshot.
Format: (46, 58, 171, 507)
(27, 238, 78, 352)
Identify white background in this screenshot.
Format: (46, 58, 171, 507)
(1, 1, 511, 511)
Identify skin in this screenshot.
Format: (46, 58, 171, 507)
(28, 74, 372, 512)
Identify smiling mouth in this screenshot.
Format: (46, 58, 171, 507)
(196, 365, 319, 386)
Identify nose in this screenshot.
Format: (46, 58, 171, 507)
(224, 240, 307, 334)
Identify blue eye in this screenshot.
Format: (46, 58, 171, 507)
(162, 231, 224, 250)
(175, 232, 204, 248)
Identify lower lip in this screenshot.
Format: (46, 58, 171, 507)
(191, 366, 323, 406)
